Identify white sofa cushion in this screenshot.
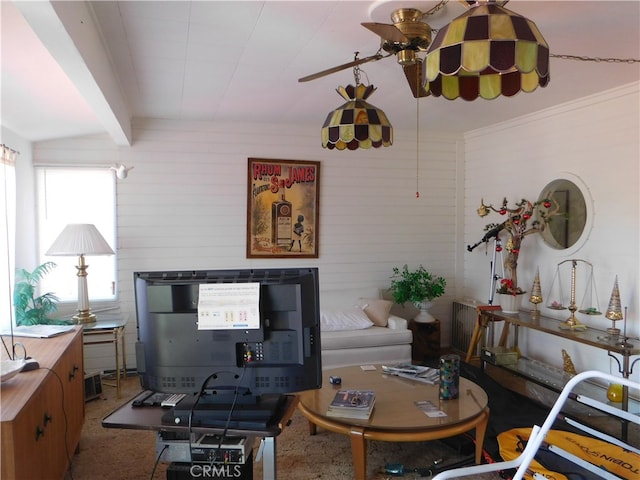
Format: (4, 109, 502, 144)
(321, 320, 412, 352)
(320, 307, 373, 331)
(357, 298, 393, 326)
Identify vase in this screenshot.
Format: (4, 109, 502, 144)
(414, 301, 435, 323)
(498, 294, 523, 314)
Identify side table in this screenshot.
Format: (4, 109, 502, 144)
(82, 314, 128, 397)
(409, 318, 440, 362)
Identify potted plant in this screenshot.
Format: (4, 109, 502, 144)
(390, 265, 446, 322)
(13, 262, 61, 326)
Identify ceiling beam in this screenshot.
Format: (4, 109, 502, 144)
(15, 1, 132, 146)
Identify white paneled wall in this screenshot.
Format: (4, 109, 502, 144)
(21, 82, 640, 378)
(32, 121, 462, 373)
(462, 83, 640, 378)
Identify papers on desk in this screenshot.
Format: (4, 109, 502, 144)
(2, 325, 75, 338)
(415, 400, 447, 418)
(381, 363, 440, 384)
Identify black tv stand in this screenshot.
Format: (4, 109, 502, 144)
(199, 386, 260, 405)
(167, 392, 286, 429)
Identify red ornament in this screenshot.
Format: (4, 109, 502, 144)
(496, 246, 503, 252)
(512, 248, 520, 254)
(543, 200, 551, 208)
(513, 218, 520, 224)
(499, 209, 506, 215)
(523, 213, 531, 220)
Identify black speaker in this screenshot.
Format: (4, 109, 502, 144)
(84, 372, 102, 401)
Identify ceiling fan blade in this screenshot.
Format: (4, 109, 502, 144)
(361, 22, 409, 43)
(298, 53, 387, 82)
(403, 60, 430, 98)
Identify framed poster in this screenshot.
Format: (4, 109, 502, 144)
(247, 158, 320, 258)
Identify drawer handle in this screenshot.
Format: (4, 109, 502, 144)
(44, 412, 52, 426)
(69, 364, 79, 380)
(35, 425, 45, 441)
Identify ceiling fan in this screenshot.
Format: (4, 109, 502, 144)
(298, 6, 441, 98)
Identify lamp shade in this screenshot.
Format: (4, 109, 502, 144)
(424, 2, 550, 100)
(321, 84, 393, 150)
(46, 224, 114, 256)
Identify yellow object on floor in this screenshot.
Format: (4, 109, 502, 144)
(498, 427, 639, 480)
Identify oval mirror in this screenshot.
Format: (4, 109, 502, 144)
(538, 178, 588, 250)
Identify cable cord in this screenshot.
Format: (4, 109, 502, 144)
(38, 366, 74, 480)
(150, 445, 169, 480)
(186, 366, 249, 467)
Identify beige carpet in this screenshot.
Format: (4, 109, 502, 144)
(67, 375, 504, 480)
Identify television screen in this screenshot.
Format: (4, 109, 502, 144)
(134, 268, 322, 401)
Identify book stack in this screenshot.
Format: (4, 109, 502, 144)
(326, 390, 376, 419)
(381, 363, 439, 384)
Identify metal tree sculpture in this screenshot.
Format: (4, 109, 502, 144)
(476, 197, 555, 292)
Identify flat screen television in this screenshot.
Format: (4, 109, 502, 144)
(134, 267, 322, 406)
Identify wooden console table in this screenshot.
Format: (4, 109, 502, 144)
(1, 327, 84, 479)
(481, 309, 639, 441)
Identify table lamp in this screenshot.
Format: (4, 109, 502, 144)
(46, 223, 114, 324)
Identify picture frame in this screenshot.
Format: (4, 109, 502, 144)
(246, 158, 320, 258)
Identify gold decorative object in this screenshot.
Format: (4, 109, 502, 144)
(605, 276, 623, 335)
(553, 259, 592, 331)
(529, 267, 542, 318)
(607, 383, 623, 402)
(561, 349, 577, 376)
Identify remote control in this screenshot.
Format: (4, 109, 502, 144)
(131, 390, 154, 408)
(161, 393, 186, 408)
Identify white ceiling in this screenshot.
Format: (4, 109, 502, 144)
(2, 0, 639, 146)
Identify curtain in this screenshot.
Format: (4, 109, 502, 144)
(1, 144, 18, 331)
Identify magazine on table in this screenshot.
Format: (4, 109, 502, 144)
(327, 390, 376, 419)
(381, 363, 439, 384)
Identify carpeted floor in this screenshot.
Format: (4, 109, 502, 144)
(67, 374, 505, 480)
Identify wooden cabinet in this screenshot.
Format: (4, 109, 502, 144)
(1, 327, 84, 479)
(409, 319, 441, 362)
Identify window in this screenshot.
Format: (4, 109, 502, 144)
(1, 146, 17, 331)
(36, 167, 116, 304)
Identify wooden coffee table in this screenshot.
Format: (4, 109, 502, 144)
(297, 365, 489, 480)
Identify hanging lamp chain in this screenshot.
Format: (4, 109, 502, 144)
(550, 53, 639, 64)
(353, 52, 362, 85)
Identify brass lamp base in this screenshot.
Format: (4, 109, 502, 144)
(73, 310, 97, 324)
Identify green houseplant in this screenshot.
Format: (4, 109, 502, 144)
(390, 265, 446, 305)
(13, 262, 61, 326)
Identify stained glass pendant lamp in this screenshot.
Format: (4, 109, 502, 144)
(321, 60, 393, 150)
(424, 0, 550, 100)
(321, 83, 393, 150)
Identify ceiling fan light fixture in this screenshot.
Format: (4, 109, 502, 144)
(424, 2, 550, 100)
(321, 84, 393, 150)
